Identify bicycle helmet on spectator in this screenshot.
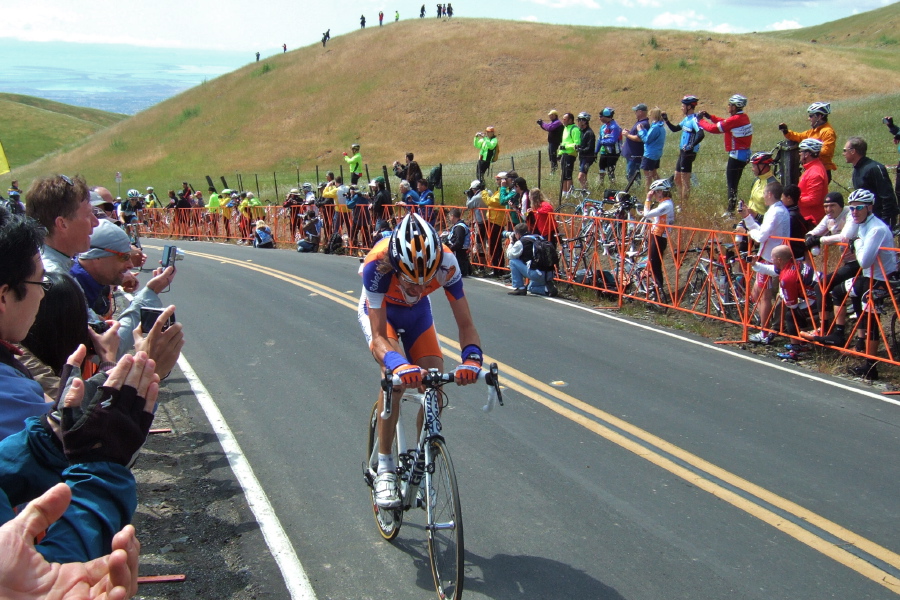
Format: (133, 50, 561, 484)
(649, 178, 673, 193)
(127, 189, 141, 199)
(749, 151, 774, 165)
(728, 94, 748, 108)
(807, 102, 831, 116)
(302, 182, 312, 191)
(389, 213, 443, 285)
(577, 111, 591, 121)
(351, 143, 360, 150)
(600, 107, 615, 118)
(798, 138, 824, 154)
(847, 189, 876, 204)
(681, 95, 699, 105)
(146, 186, 154, 192)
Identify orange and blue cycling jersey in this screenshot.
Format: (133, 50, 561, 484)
(358, 237, 464, 361)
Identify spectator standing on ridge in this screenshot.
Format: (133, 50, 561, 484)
(796, 138, 828, 228)
(663, 95, 704, 204)
(344, 143, 363, 185)
(360, 14, 366, 28)
(843, 136, 900, 230)
(474, 126, 499, 182)
(395, 11, 399, 21)
(322, 32, 328, 47)
(698, 94, 753, 217)
(447, 3, 453, 17)
(595, 107, 621, 187)
(557, 113, 580, 196)
(780, 102, 837, 182)
(576, 112, 596, 191)
(283, 43, 287, 53)
(256, 52, 260, 62)
(626, 107, 665, 192)
(622, 103, 649, 186)
(25, 174, 99, 277)
(379, 11, 384, 25)
(537, 110, 563, 174)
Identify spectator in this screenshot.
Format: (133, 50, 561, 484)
(253, 220, 275, 248)
(537, 109, 563, 174)
(344, 143, 363, 185)
(175, 187, 193, 238)
(4, 181, 24, 215)
(283, 188, 304, 239)
(369, 177, 391, 226)
(206, 187, 223, 236)
(737, 180, 789, 344)
(796, 138, 829, 228)
(465, 179, 489, 272)
(145, 186, 159, 208)
(498, 171, 519, 226)
(414, 178, 435, 225)
(829, 189, 896, 380)
(843, 136, 900, 230)
(327, 176, 351, 237)
(397, 179, 419, 210)
(622, 104, 649, 186)
(447, 3, 453, 17)
(884, 116, 900, 199)
(25, 174, 99, 277)
(556, 113, 580, 195)
(392, 153, 423, 186)
(445, 208, 471, 276)
(527, 187, 556, 243)
(595, 107, 622, 187)
(505, 223, 550, 296)
(70, 220, 175, 358)
(348, 185, 373, 249)
(395, 10, 399, 21)
(752, 245, 818, 342)
(379, 10, 384, 25)
(663, 95, 704, 204)
(360, 14, 366, 28)
(576, 112, 597, 191)
(780, 184, 812, 259)
(513, 177, 530, 222)
(627, 107, 666, 192)
(698, 94, 753, 216)
(474, 126, 499, 182)
(485, 173, 510, 277)
(297, 210, 322, 253)
(639, 178, 675, 301)
(780, 102, 837, 182)
(742, 152, 778, 220)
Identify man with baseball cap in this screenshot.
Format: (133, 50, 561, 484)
(622, 104, 649, 185)
(537, 110, 563, 174)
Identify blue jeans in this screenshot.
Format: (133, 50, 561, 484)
(625, 157, 642, 184)
(510, 258, 549, 294)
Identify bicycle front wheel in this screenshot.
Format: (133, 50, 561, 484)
(426, 439, 464, 600)
(365, 401, 401, 541)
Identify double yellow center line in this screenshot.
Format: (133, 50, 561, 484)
(169, 245, 900, 594)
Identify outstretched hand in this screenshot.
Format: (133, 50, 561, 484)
(0, 483, 141, 599)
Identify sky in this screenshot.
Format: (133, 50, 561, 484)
(2, 0, 897, 53)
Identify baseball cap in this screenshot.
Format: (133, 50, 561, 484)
(633, 103, 648, 111)
(80, 220, 132, 259)
(89, 191, 107, 206)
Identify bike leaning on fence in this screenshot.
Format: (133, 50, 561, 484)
(363, 364, 503, 600)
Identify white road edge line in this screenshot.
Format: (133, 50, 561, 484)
(177, 354, 317, 600)
(475, 277, 900, 407)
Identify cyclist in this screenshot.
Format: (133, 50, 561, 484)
(797, 138, 828, 227)
(779, 102, 837, 182)
(662, 95, 704, 204)
(595, 107, 621, 187)
(358, 213, 483, 508)
(638, 178, 676, 301)
(698, 94, 753, 217)
(119, 189, 143, 247)
(575, 112, 596, 191)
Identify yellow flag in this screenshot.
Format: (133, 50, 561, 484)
(0, 139, 9, 176)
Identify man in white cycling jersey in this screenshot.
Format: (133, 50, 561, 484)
(358, 213, 483, 508)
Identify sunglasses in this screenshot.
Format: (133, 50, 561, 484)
(91, 247, 132, 262)
(59, 174, 73, 186)
(848, 205, 869, 212)
(23, 276, 53, 292)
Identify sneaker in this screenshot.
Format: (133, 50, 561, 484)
(749, 331, 773, 344)
(776, 350, 800, 361)
(848, 363, 879, 381)
(507, 288, 527, 296)
(784, 343, 811, 352)
(373, 472, 401, 508)
(547, 279, 559, 298)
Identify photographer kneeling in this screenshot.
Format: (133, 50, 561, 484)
(505, 223, 552, 296)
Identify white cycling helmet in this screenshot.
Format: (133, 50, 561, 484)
(649, 178, 673, 193)
(146, 186, 154, 192)
(847, 189, 876, 204)
(389, 213, 443, 285)
(807, 102, 831, 116)
(728, 94, 748, 109)
(798, 138, 824, 154)
(126, 188, 141, 198)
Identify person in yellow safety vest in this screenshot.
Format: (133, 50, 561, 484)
(344, 143, 363, 185)
(474, 126, 498, 182)
(557, 112, 580, 195)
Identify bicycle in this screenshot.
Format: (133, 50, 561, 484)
(363, 364, 503, 600)
(679, 243, 749, 322)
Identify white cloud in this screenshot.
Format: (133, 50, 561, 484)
(650, 10, 746, 33)
(617, 0, 662, 7)
(615, 15, 628, 23)
(768, 19, 802, 30)
(522, 15, 540, 21)
(528, 0, 600, 9)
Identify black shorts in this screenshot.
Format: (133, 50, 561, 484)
(597, 154, 620, 170)
(560, 154, 575, 181)
(640, 157, 660, 171)
(675, 150, 697, 173)
(579, 157, 596, 174)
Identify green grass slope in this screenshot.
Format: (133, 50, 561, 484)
(0, 93, 127, 170)
(765, 1, 900, 47)
(7, 8, 900, 197)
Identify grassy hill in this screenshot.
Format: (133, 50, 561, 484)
(0, 94, 126, 171)
(5, 5, 900, 214)
(765, 2, 900, 48)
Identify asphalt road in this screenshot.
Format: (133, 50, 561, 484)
(151, 239, 900, 600)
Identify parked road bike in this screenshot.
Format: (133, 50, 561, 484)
(363, 364, 503, 600)
(680, 242, 749, 322)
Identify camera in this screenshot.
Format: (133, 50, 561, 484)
(140, 307, 175, 333)
(161, 245, 184, 268)
(88, 320, 111, 335)
(883, 117, 893, 126)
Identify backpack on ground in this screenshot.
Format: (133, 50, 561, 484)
(527, 235, 558, 272)
(323, 233, 343, 255)
(574, 269, 618, 300)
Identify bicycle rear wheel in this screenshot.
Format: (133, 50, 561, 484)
(365, 401, 402, 540)
(426, 438, 464, 600)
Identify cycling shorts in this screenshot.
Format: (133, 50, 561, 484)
(579, 157, 596, 174)
(559, 154, 575, 181)
(674, 150, 697, 173)
(597, 154, 619, 170)
(640, 157, 660, 171)
(358, 292, 441, 363)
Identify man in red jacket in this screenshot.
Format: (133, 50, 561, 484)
(797, 138, 828, 228)
(698, 94, 753, 217)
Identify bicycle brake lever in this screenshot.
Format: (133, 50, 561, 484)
(381, 369, 395, 419)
